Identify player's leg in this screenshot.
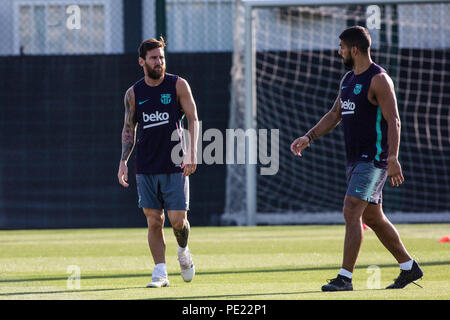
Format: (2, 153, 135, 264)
(162, 173, 195, 282)
(323, 161, 376, 292)
(142, 207, 170, 288)
(322, 195, 367, 292)
(341, 161, 388, 274)
(167, 209, 190, 248)
(136, 174, 169, 288)
(162, 172, 190, 247)
(143, 208, 166, 266)
(362, 204, 423, 289)
(341, 195, 369, 274)
(362, 203, 411, 263)
(167, 210, 194, 281)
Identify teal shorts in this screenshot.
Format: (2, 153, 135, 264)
(346, 161, 387, 204)
(136, 172, 189, 211)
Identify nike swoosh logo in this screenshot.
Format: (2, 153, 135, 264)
(138, 99, 150, 105)
(355, 189, 364, 193)
(341, 86, 347, 89)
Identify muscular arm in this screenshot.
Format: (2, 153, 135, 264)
(370, 73, 404, 187)
(176, 78, 199, 176)
(371, 73, 401, 161)
(118, 87, 137, 187)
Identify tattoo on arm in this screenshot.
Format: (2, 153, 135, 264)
(121, 89, 136, 162)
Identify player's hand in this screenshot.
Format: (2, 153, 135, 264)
(387, 157, 404, 187)
(181, 162, 197, 176)
(290, 136, 310, 157)
(118, 161, 129, 187)
(181, 153, 197, 176)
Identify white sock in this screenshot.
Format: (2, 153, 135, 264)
(399, 259, 414, 271)
(178, 245, 189, 254)
(153, 263, 167, 278)
(338, 268, 353, 279)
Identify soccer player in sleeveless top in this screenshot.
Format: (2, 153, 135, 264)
(291, 26, 423, 291)
(118, 37, 199, 288)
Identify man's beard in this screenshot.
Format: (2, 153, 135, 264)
(145, 64, 165, 79)
(343, 55, 354, 69)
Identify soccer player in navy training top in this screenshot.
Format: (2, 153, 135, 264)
(118, 37, 199, 288)
(291, 26, 423, 291)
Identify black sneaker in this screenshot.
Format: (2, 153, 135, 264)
(386, 261, 423, 289)
(321, 275, 353, 292)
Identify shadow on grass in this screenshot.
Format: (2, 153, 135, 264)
(144, 288, 387, 300)
(0, 260, 446, 297)
(0, 286, 142, 297)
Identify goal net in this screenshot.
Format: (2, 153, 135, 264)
(224, 0, 450, 225)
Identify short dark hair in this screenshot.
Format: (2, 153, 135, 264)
(339, 26, 371, 55)
(138, 36, 166, 59)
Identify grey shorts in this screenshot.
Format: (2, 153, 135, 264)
(346, 161, 387, 204)
(136, 172, 189, 211)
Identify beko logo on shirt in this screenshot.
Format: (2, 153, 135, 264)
(340, 99, 356, 115)
(143, 111, 169, 129)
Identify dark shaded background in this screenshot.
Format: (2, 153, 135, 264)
(0, 52, 232, 228)
(1, 48, 449, 229)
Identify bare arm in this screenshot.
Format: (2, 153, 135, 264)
(176, 77, 199, 176)
(371, 73, 404, 187)
(118, 87, 137, 187)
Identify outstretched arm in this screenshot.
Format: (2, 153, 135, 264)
(118, 87, 137, 187)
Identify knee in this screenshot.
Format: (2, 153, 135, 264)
(362, 213, 386, 229)
(343, 210, 362, 225)
(171, 217, 187, 231)
(362, 215, 377, 228)
(168, 211, 188, 231)
(343, 197, 364, 224)
(144, 210, 164, 230)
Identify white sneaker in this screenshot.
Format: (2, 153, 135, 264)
(146, 276, 170, 288)
(146, 264, 169, 288)
(178, 246, 195, 282)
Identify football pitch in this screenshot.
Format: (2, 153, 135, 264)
(1, 224, 449, 300)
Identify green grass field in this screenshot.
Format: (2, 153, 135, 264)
(0, 224, 449, 300)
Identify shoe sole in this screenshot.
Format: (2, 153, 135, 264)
(146, 280, 170, 288)
(386, 269, 424, 289)
(386, 278, 423, 289)
(321, 286, 353, 292)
